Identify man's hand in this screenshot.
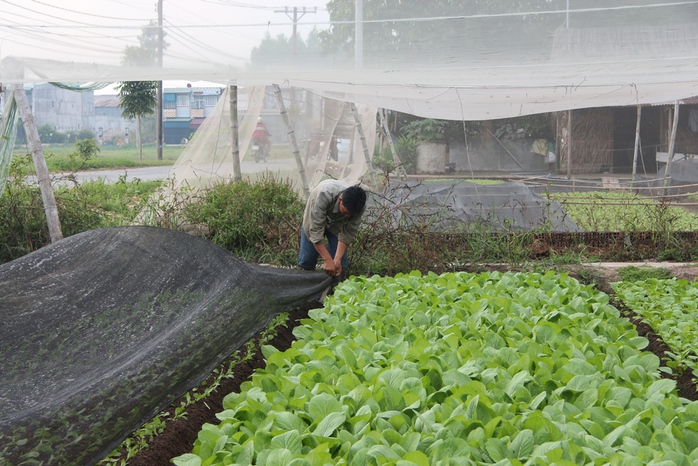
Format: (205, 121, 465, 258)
(332, 258, 343, 277)
(323, 260, 338, 276)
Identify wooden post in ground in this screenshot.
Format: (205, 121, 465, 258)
(229, 85, 242, 182)
(350, 103, 376, 190)
(273, 84, 308, 196)
(378, 108, 407, 180)
(12, 83, 63, 242)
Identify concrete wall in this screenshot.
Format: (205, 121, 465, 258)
(30, 84, 94, 133)
(449, 137, 551, 173)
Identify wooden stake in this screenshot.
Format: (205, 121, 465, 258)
(273, 84, 308, 196)
(229, 85, 242, 182)
(350, 103, 376, 190)
(378, 109, 407, 180)
(12, 83, 63, 243)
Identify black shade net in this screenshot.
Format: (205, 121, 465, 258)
(380, 180, 581, 232)
(0, 226, 332, 465)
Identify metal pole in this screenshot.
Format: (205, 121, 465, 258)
(662, 101, 680, 196)
(156, 0, 164, 160)
(631, 105, 642, 182)
(230, 85, 242, 181)
(355, 0, 363, 69)
(566, 110, 572, 177)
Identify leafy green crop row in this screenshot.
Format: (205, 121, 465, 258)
(612, 278, 698, 376)
(175, 271, 698, 466)
(548, 191, 698, 232)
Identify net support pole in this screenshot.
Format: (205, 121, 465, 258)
(631, 105, 642, 183)
(12, 83, 63, 242)
(229, 85, 242, 182)
(662, 100, 680, 196)
(273, 84, 308, 196)
(350, 103, 377, 190)
(566, 110, 572, 178)
(378, 109, 407, 180)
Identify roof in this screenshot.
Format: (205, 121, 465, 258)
(94, 95, 120, 108)
(165, 87, 223, 95)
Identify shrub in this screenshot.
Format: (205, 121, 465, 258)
(0, 155, 161, 264)
(184, 174, 304, 265)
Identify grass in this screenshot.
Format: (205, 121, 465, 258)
(617, 265, 674, 282)
(548, 191, 698, 232)
(13, 143, 185, 172)
(13, 142, 297, 173)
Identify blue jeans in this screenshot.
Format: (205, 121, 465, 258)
(298, 228, 349, 270)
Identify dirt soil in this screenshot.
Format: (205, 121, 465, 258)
(117, 263, 698, 466)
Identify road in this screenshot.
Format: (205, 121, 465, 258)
(54, 158, 299, 184)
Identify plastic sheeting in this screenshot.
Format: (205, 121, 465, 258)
(0, 226, 332, 465)
(379, 180, 581, 232)
(0, 92, 18, 197)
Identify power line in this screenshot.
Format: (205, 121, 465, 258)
(274, 6, 317, 60)
(28, 0, 152, 21)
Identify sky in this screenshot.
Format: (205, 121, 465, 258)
(0, 0, 332, 91)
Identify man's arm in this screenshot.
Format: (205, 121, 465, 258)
(332, 241, 349, 276)
(313, 242, 337, 275)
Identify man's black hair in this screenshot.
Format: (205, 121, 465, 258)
(341, 185, 367, 214)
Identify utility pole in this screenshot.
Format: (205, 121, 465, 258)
(274, 6, 317, 65)
(274, 6, 317, 126)
(156, 0, 164, 160)
(355, 0, 363, 69)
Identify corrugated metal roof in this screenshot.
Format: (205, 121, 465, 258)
(94, 95, 120, 107)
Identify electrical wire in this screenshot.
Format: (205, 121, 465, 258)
(28, 0, 152, 22)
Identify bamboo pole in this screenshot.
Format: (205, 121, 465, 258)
(273, 84, 308, 196)
(631, 105, 642, 182)
(229, 85, 242, 182)
(662, 101, 680, 196)
(12, 83, 63, 242)
(378, 108, 407, 180)
(350, 103, 377, 190)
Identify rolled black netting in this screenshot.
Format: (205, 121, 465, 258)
(0, 226, 332, 465)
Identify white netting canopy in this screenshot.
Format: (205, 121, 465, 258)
(1, 0, 696, 121)
(2, 0, 697, 216)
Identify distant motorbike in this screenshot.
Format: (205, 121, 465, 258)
(252, 139, 269, 163)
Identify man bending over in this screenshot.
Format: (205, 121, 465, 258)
(298, 180, 367, 277)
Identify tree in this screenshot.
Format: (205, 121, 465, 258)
(123, 21, 168, 67)
(317, 0, 564, 65)
(123, 21, 169, 160)
(249, 29, 328, 70)
(116, 81, 157, 161)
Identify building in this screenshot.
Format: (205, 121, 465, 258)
(163, 86, 224, 144)
(24, 83, 94, 135)
(94, 95, 132, 145)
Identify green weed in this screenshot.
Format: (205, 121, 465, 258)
(618, 265, 674, 282)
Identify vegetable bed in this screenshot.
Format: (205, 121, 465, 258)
(612, 278, 698, 384)
(174, 271, 698, 465)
